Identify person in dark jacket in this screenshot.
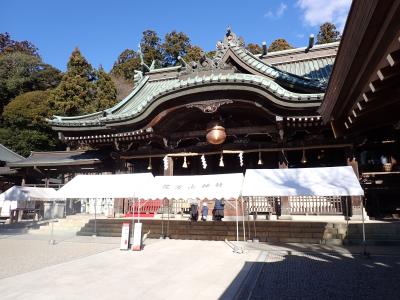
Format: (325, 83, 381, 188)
(201, 202, 208, 221)
(189, 202, 199, 222)
(213, 198, 225, 221)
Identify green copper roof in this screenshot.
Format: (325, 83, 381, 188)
(50, 72, 324, 128)
(229, 46, 327, 90)
(272, 56, 335, 83)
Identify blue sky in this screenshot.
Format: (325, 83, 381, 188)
(1, 0, 351, 72)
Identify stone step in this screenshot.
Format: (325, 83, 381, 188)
(347, 234, 400, 240)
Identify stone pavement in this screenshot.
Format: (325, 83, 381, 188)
(0, 234, 399, 300)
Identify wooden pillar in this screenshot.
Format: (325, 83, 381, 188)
(164, 157, 174, 176)
(278, 161, 292, 219)
(347, 158, 368, 220)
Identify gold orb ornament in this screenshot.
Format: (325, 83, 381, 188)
(206, 121, 226, 145)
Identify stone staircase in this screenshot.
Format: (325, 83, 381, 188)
(29, 214, 98, 236)
(78, 219, 348, 245)
(344, 222, 400, 245)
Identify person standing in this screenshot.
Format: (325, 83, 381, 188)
(189, 199, 198, 222)
(201, 202, 208, 221)
(213, 199, 225, 221)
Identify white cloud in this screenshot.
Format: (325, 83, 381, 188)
(265, 2, 288, 19)
(297, 0, 351, 32)
(276, 3, 288, 17)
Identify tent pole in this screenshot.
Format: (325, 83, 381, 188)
(253, 198, 257, 240)
(138, 197, 141, 223)
(241, 196, 245, 241)
(131, 197, 135, 242)
(236, 197, 239, 242)
(246, 198, 251, 240)
(94, 198, 97, 236)
(167, 199, 170, 238)
(360, 196, 368, 256)
(49, 200, 55, 245)
(161, 198, 164, 238)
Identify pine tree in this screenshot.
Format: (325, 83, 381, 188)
(183, 46, 203, 63)
(48, 48, 96, 116)
(140, 30, 163, 67)
(268, 39, 293, 52)
(246, 43, 263, 55)
(162, 31, 191, 66)
(66, 47, 95, 79)
(111, 49, 141, 82)
(95, 67, 117, 111)
(317, 22, 340, 44)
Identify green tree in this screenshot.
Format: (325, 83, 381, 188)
(3, 90, 52, 127)
(111, 49, 141, 82)
(162, 31, 191, 66)
(206, 50, 216, 59)
(246, 43, 263, 55)
(0, 127, 60, 157)
(0, 32, 39, 57)
(67, 47, 95, 80)
(140, 30, 163, 67)
(268, 38, 293, 52)
(49, 73, 95, 116)
(48, 48, 96, 116)
(0, 52, 61, 113)
(183, 45, 203, 63)
(317, 22, 340, 44)
(95, 67, 117, 111)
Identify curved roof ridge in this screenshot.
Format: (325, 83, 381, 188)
(102, 73, 324, 124)
(257, 41, 340, 58)
(49, 76, 149, 124)
(107, 76, 150, 114)
(229, 45, 326, 90)
(50, 74, 325, 128)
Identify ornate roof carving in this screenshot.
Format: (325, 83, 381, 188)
(49, 28, 334, 132)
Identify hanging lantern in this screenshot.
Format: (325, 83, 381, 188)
(206, 121, 226, 145)
(257, 151, 263, 165)
(147, 157, 152, 170)
(219, 154, 224, 167)
(182, 156, 188, 168)
(201, 154, 207, 169)
(301, 149, 307, 164)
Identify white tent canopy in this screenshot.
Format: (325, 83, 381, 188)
(0, 186, 60, 217)
(0, 186, 59, 201)
(152, 173, 244, 200)
(57, 173, 154, 199)
(242, 166, 364, 197)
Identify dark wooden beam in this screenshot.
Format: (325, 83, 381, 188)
(387, 48, 400, 66)
(369, 74, 400, 93)
(351, 91, 400, 120)
(377, 62, 400, 80)
(169, 126, 277, 139)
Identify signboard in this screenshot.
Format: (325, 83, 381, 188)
(131, 222, 142, 251)
(120, 222, 130, 250)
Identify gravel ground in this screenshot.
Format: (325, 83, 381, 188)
(0, 234, 121, 279)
